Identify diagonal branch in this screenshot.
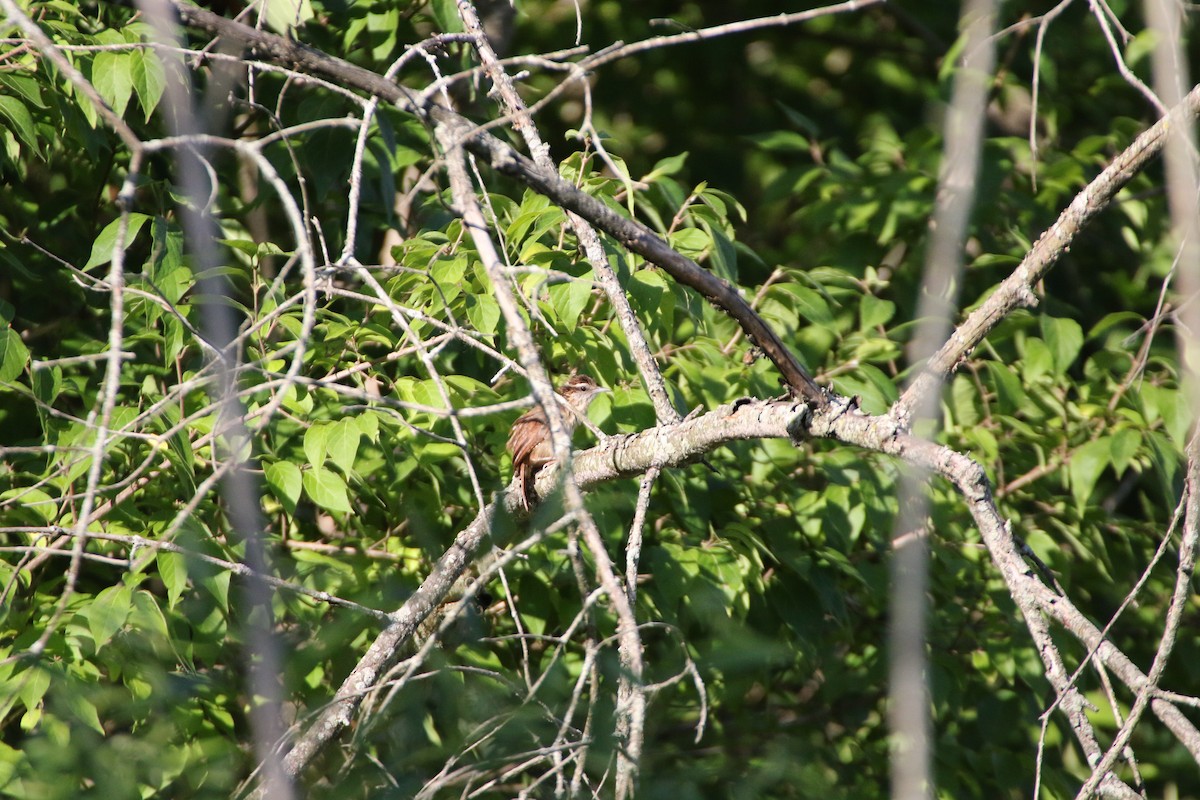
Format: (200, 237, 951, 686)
(159, 4, 1200, 789)
(895, 82, 1200, 421)
(169, 0, 826, 404)
(455, 0, 679, 426)
(255, 384, 1200, 787)
(439, 118, 647, 800)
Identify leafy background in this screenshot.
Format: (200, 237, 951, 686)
(1, 0, 1197, 798)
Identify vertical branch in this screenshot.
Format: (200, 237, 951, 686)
(1065, 6, 1200, 794)
(0, 0, 144, 663)
(353, 265, 488, 509)
(439, 123, 646, 800)
(454, 0, 681, 426)
(1144, 0, 1200, 412)
(1074, 433, 1200, 797)
(136, 3, 295, 799)
(888, 2, 996, 799)
(451, 6, 658, 793)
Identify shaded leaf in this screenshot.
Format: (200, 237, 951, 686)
(1069, 438, 1111, 511)
(1040, 316, 1083, 375)
(81, 584, 132, 648)
(0, 95, 39, 156)
(83, 213, 151, 270)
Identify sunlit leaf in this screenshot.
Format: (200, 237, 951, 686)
(92, 52, 134, 119)
(303, 466, 352, 514)
(0, 327, 29, 382)
(83, 213, 151, 270)
(265, 460, 303, 515)
(1069, 438, 1111, 511)
(327, 418, 361, 475)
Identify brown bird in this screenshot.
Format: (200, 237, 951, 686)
(506, 374, 609, 509)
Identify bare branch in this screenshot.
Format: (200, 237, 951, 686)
(889, 3, 997, 795)
(580, 0, 885, 71)
(896, 82, 1200, 420)
(455, 0, 680, 426)
(169, 0, 827, 404)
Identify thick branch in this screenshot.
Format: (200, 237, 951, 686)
(276, 399, 803, 780)
(267, 390, 1200, 785)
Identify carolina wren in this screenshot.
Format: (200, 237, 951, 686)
(505, 374, 609, 509)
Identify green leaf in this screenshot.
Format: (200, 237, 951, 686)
(600, 151, 637, 216)
(31, 363, 61, 406)
(265, 460, 303, 514)
(859, 295, 895, 330)
(304, 422, 331, 468)
(548, 272, 593, 333)
(707, 226, 738, 282)
(0, 327, 29, 382)
(429, 0, 464, 32)
(262, 0, 314, 33)
(18, 665, 51, 715)
(157, 550, 188, 610)
(629, 267, 667, 306)
(198, 569, 231, 613)
(1069, 438, 1111, 511)
(81, 584, 132, 648)
(1039, 316, 1083, 375)
(0, 72, 46, 109)
(746, 130, 811, 152)
(949, 374, 980, 427)
(303, 466, 352, 514)
(355, 411, 380, 442)
(775, 283, 834, 326)
(1020, 337, 1053, 383)
(62, 689, 105, 736)
(92, 52, 134, 119)
(130, 589, 171, 646)
(1088, 311, 1144, 340)
(130, 49, 166, 122)
(1109, 428, 1139, 476)
(430, 255, 467, 302)
(327, 418, 361, 474)
(642, 151, 689, 183)
(984, 361, 1028, 415)
(0, 95, 40, 156)
(1, 488, 56, 524)
(777, 102, 821, 136)
(1148, 385, 1192, 449)
(668, 227, 710, 258)
(83, 213, 151, 270)
(831, 365, 896, 415)
(466, 293, 500, 337)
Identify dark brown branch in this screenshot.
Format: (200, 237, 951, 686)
(447, 114, 826, 405)
(169, 1, 826, 405)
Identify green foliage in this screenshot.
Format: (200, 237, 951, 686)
(0, 1, 1196, 799)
